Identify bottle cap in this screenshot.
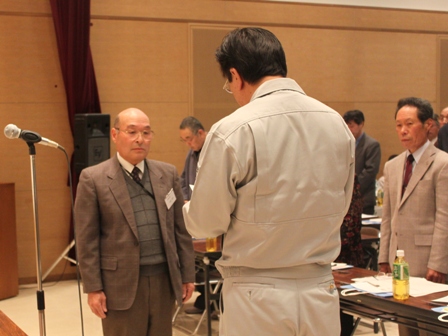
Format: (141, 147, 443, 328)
(397, 250, 405, 257)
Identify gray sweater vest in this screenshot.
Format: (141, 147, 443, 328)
(124, 168, 167, 276)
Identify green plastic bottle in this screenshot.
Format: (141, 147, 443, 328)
(393, 250, 409, 300)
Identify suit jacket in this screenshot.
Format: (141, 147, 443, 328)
(355, 133, 381, 210)
(74, 155, 195, 310)
(438, 123, 448, 153)
(378, 145, 448, 276)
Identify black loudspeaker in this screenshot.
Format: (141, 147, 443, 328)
(74, 114, 110, 173)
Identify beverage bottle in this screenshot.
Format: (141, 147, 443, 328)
(205, 237, 218, 252)
(393, 250, 410, 300)
(377, 187, 384, 206)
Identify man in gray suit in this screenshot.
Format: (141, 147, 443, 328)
(343, 110, 381, 214)
(74, 108, 195, 336)
(379, 97, 448, 336)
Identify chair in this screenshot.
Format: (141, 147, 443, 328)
(172, 270, 223, 335)
(343, 312, 387, 336)
(361, 226, 381, 271)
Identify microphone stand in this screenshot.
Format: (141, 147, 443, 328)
(27, 142, 46, 336)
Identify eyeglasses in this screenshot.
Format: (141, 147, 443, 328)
(115, 128, 154, 141)
(223, 79, 232, 94)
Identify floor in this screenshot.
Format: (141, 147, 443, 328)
(0, 279, 399, 336)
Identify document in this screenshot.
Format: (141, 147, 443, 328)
(331, 263, 353, 270)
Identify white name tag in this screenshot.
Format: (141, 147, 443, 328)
(165, 188, 176, 210)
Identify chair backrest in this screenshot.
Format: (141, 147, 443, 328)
(361, 226, 380, 238)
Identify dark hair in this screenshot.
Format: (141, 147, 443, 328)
(179, 116, 204, 134)
(343, 110, 365, 125)
(215, 27, 287, 84)
(395, 97, 433, 123)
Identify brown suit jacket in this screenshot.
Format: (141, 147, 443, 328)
(378, 144, 448, 276)
(74, 155, 195, 310)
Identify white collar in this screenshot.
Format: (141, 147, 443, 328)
(407, 140, 430, 165)
(117, 153, 145, 174)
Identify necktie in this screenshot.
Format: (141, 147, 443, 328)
(402, 154, 414, 196)
(131, 166, 141, 183)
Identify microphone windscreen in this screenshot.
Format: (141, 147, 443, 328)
(4, 124, 21, 139)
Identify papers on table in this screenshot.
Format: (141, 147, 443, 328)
(331, 263, 354, 270)
(362, 214, 378, 219)
(351, 275, 393, 294)
(433, 295, 448, 304)
(362, 218, 382, 225)
(410, 278, 448, 297)
(361, 213, 382, 225)
(347, 275, 448, 297)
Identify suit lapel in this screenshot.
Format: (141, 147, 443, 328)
(108, 157, 139, 239)
(399, 146, 436, 207)
(391, 153, 406, 208)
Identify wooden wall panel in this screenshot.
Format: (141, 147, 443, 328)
(91, 0, 448, 34)
(0, 11, 75, 281)
(191, 26, 240, 130)
(90, 20, 189, 104)
(0, 16, 65, 103)
(0, 1, 49, 13)
(276, 28, 437, 102)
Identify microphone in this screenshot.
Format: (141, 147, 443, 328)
(4, 124, 61, 149)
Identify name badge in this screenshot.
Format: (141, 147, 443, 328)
(165, 188, 176, 210)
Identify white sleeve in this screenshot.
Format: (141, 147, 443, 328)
(183, 131, 239, 239)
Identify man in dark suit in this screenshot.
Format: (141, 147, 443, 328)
(74, 108, 195, 336)
(379, 97, 448, 336)
(343, 110, 381, 214)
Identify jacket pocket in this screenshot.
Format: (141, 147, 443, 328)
(414, 235, 433, 246)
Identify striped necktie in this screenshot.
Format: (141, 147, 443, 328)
(131, 166, 141, 183)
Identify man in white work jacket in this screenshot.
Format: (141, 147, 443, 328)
(183, 27, 355, 336)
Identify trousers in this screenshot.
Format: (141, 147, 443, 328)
(219, 270, 339, 336)
(101, 272, 174, 336)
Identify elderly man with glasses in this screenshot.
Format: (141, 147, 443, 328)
(75, 108, 195, 336)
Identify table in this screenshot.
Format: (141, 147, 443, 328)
(191, 247, 448, 335)
(334, 267, 448, 335)
(193, 239, 222, 336)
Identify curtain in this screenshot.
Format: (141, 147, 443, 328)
(49, 0, 101, 256)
